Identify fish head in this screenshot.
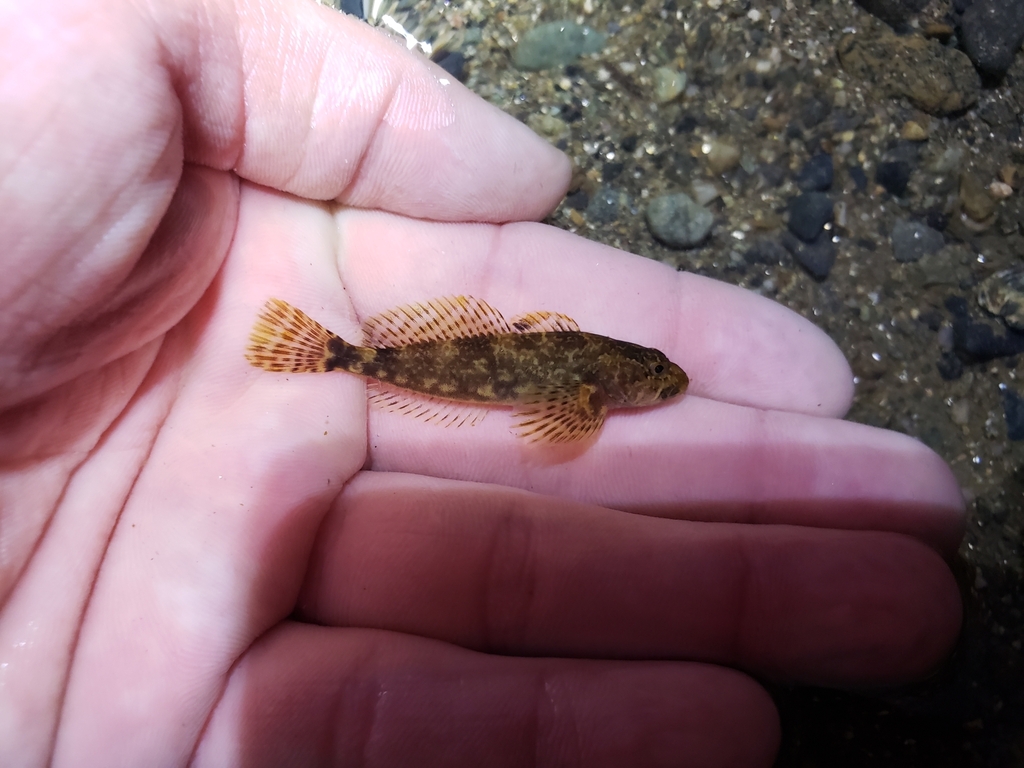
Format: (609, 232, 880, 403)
(600, 342, 689, 407)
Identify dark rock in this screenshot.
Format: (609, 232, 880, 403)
(925, 209, 949, 232)
(788, 192, 834, 243)
(891, 219, 945, 262)
(564, 189, 589, 211)
(743, 238, 790, 265)
(855, 0, 929, 27)
(800, 96, 831, 128)
(675, 114, 700, 133)
(758, 163, 787, 188)
(1000, 384, 1024, 440)
(432, 50, 467, 81)
(876, 160, 913, 195)
(919, 310, 943, 331)
(620, 135, 639, 152)
(585, 187, 623, 224)
(602, 162, 624, 182)
(937, 350, 964, 380)
(849, 165, 869, 190)
(782, 231, 837, 280)
(952, 317, 1024, 361)
(945, 295, 970, 317)
(795, 153, 835, 191)
(954, 0, 1024, 81)
(339, 0, 363, 17)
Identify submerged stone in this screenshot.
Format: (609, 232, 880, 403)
(514, 21, 607, 71)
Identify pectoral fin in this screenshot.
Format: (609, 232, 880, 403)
(513, 383, 607, 443)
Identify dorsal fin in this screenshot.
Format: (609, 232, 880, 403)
(362, 296, 511, 348)
(508, 310, 580, 333)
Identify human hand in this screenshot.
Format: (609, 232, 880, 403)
(0, 1, 963, 767)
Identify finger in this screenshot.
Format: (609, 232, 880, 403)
(149, 0, 569, 218)
(335, 210, 854, 417)
(2, 0, 567, 399)
(51, 186, 359, 765)
(195, 624, 780, 768)
(299, 473, 962, 687)
(368, 395, 964, 553)
(0, 163, 236, 407)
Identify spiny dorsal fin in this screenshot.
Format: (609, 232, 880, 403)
(362, 296, 511, 348)
(367, 382, 489, 427)
(512, 382, 607, 444)
(508, 310, 580, 333)
(246, 298, 337, 373)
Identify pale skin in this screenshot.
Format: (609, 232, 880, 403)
(0, 1, 964, 766)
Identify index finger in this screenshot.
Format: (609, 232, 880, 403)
(336, 209, 854, 416)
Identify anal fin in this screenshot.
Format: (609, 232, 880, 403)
(368, 382, 489, 428)
(512, 383, 607, 443)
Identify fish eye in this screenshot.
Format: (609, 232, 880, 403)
(651, 362, 665, 375)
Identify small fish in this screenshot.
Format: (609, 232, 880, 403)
(245, 296, 688, 444)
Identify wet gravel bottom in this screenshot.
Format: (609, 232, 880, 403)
(329, 0, 1024, 763)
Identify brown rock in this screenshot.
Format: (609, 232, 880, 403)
(837, 28, 980, 115)
(960, 171, 997, 222)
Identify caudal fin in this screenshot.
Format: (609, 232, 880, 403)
(245, 298, 337, 373)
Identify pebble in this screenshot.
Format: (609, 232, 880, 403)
(900, 120, 929, 141)
(585, 187, 624, 224)
(782, 231, 836, 281)
(951, 399, 971, 426)
(795, 153, 834, 192)
(645, 193, 714, 248)
(954, 0, 1024, 81)
(706, 140, 741, 175)
(890, 219, 945, 262)
(787, 192, 834, 243)
(743, 237, 790, 266)
(652, 67, 687, 104)
(978, 266, 1024, 331)
(432, 50, 467, 81)
(960, 171, 996, 222)
(837, 26, 980, 115)
(526, 112, 568, 140)
(937, 350, 963, 380)
(513, 21, 607, 71)
(1001, 384, 1024, 440)
(876, 160, 912, 196)
(690, 180, 720, 206)
(953, 317, 1024, 361)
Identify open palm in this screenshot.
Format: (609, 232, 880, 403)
(0, 1, 963, 766)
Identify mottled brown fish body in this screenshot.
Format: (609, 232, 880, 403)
(246, 296, 688, 443)
(328, 332, 683, 406)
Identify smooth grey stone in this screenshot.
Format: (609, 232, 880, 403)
(645, 193, 714, 248)
(513, 21, 606, 71)
(891, 219, 945, 262)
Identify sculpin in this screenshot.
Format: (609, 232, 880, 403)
(246, 295, 688, 443)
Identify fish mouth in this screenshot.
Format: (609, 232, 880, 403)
(659, 385, 680, 399)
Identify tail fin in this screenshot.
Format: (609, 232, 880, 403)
(246, 298, 337, 373)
